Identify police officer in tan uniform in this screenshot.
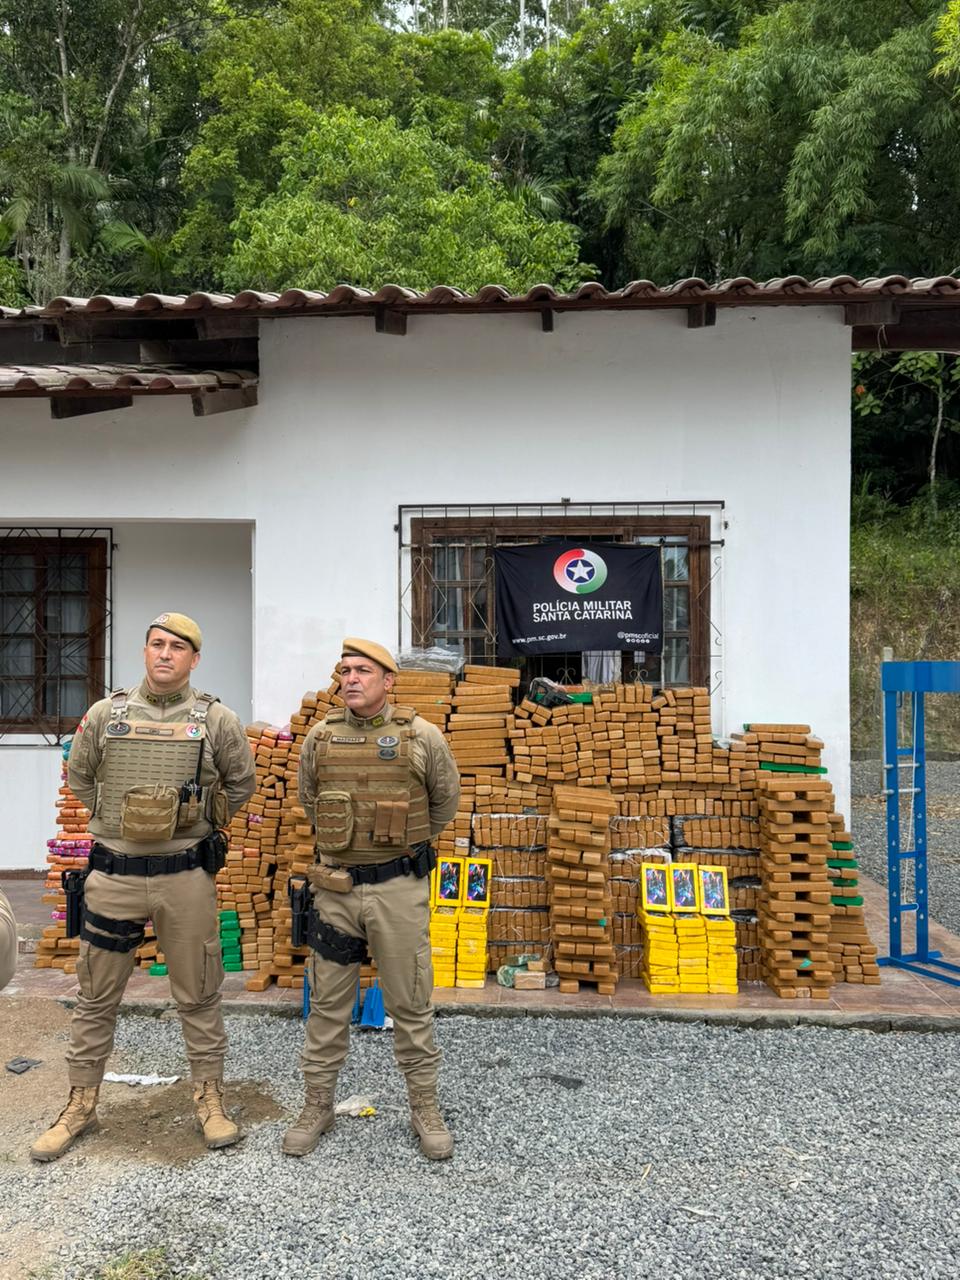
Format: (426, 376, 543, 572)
(30, 613, 256, 1162)
(284, 637, 460, 1161)
(0, 888, 16, 990)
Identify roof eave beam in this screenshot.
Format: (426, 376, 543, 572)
(50, 393, 133, 419)
(686, 303, 717, 329)
(844, 301, 901, 327)
(374, 306, 407, 337)
(851, 323, 960, 353)
(191, 386, 259, 416)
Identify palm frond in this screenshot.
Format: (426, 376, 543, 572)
(0, 194, 33, 239)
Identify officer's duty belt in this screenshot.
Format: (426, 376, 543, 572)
(90, 841, 207, 877)
(338, 843, 436, 886)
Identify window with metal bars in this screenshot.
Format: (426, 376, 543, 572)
(407, 514, 713, 688)
(0, 532, 110, 735)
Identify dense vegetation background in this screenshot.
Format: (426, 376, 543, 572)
(4, 0, 960, 746)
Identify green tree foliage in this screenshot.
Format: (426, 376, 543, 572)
(593, 1, 960, 282)
(0, 0, 216, 301)
(224, 107, 586, 291)
(853, 351, 960, 515)
(493, 2, 670, 283)
(172, 2, 514, 285)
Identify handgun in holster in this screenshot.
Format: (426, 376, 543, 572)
(288, 875, 312, 948)
(198, 829, 228, 875)
(409, 841, 437, 877)
(62, 868, 89, 938)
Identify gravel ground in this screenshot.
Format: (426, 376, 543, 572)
(852, 759, 960, 936)
(4, 1011, 960, 1280)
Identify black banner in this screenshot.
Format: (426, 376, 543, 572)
(494, 542, 663, 658)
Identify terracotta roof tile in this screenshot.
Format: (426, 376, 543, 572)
(10, 276, 960, 322)
(0, 363, 257, 396)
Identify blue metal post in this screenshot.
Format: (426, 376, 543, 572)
(878, 661, 960, 985)
(912, 690, 929, 958)
(882, 684, 903, 957)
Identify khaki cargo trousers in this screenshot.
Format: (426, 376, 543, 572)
(66, 867, 227, 1086)
(303, 869, 441, 1092)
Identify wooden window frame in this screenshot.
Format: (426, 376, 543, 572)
(410, 515, 712, 687)
(0, 535, 108, 734)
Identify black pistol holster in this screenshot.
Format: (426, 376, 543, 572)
(62, 867, 90, 939)
(306, 910, 369, 966)
(198, 829, 228, 875)
(288, 875, 311, 948)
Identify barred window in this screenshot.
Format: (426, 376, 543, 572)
(0, 533, 109, 734)
(405, 512, 715, 689)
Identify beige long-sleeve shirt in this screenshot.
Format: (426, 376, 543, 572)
(68, 681, 256, 855)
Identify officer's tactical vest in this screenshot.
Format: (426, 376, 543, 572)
(94, 688, 221, 841)
(311, 707, 431, 862)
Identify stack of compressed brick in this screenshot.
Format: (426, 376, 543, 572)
(36, 745, 90, 973)
(437, 784, 474, 866)
(390, 668, 453, 730)
(456, 905, 489, 988)
(676, 914, 709, 991)
(732, 916, 761, 981)
(671, 686, 714, 783)
(756, 773, 835, 999)
(671, 812, 761, 981)
(609, 851, 646, 979)
(547, 785, 618, 994)
(446, 665, 518, 777)
(673, 814, 760, 859)
(705, 916, 739, 993)
(609, 811, 670, 980)
(826, 812, 881, 985)
(747, 723, 825, 775)
(511, 683, 663, 792)
(639, 911, 680, 994)
(219, 909, 242, 972)
(429, 906, 458, 988)
(218, 721, 273, 972)
(657, 689, 680, 783)
(486, 906, 550, 971)
(472, 813, 548, 972)
(472, 777, 552, 816)
(591, 683, 661, 789)
(638, 907, 738, 994)
(726, 731, 761, 787)
(506, 696, 570, 785)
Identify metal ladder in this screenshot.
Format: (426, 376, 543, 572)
(878, 660, 960, 985)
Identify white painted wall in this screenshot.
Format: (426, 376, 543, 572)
(111, 520, 253, 715)
(0, 305, 852, 867)
(0, 520, 252, 870)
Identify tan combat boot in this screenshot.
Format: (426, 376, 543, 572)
(281, 1087, 336, 1157)
(193, 1079, 240, 1149)
(30, 1086, 100, 1162)
(408, 1087, 454, 1160)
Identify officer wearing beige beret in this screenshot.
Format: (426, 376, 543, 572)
(284, 637, 460, 1160)
(31, 613, 256, 1162)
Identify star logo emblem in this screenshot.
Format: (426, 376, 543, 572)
(566, 559, 594, 583)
